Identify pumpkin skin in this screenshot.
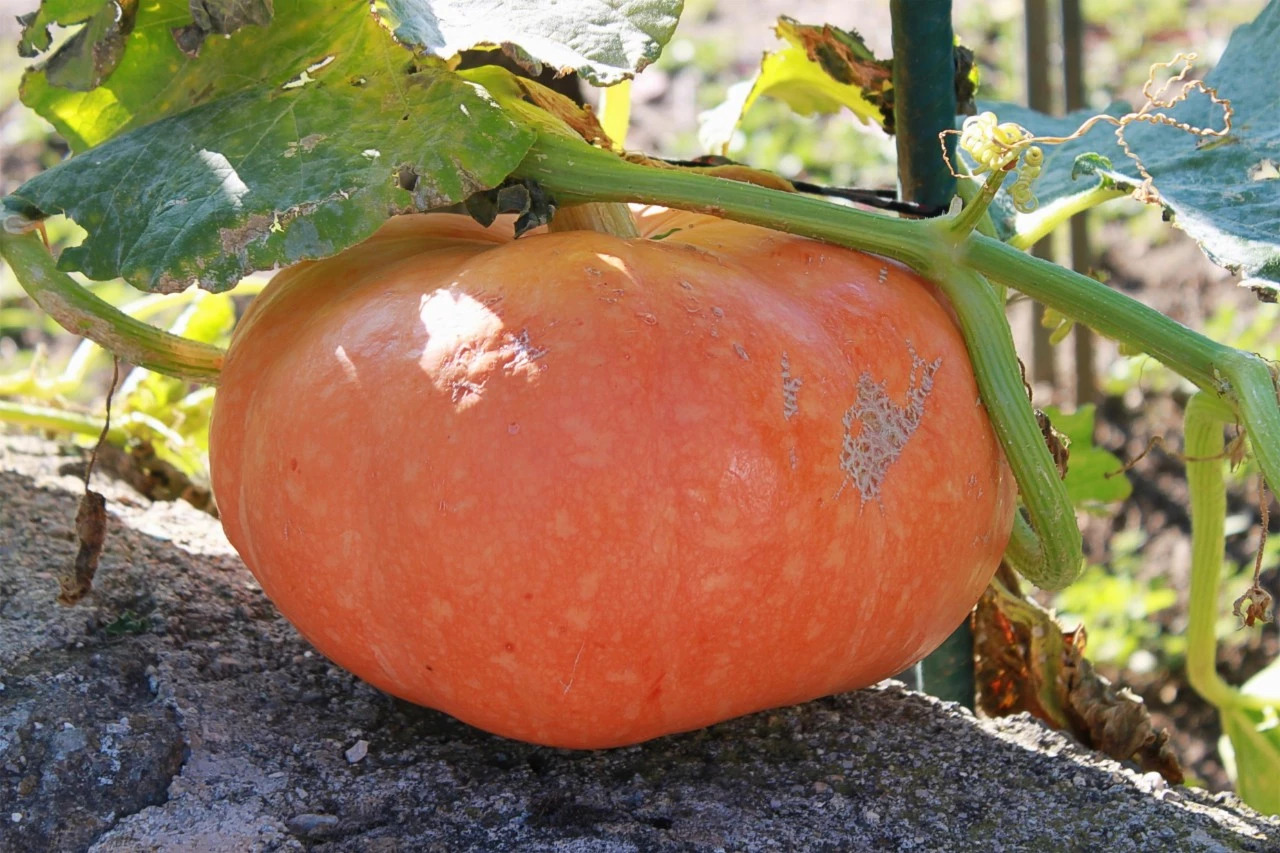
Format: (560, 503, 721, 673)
(209, 207, 1015, 748)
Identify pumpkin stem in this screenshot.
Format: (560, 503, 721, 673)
(548, 202, 639, 238)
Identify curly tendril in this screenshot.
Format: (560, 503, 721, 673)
(951, 112, 1045, 213)
(940, 53, 1233, 212)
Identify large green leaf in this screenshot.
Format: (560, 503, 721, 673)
(19, 0, 345, 152)
(1090, 0, 1280, 300)
(382, 0, 683, 86)
(18, 1, 682, 151)
(971, 0, 1280, 299)
(7, 1, 536, 292)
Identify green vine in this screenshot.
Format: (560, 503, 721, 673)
(1185, 392, 1277, 713)
(509, 112, 1280, 588)
(0, 230, 225, 385)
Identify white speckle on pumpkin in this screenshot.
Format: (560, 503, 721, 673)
(733, 343, 749, 360)
(500, 329, 549, 371)
(451, 378, 486, 403)
(780, 351, 802, 419)
(334, 345, 358, 381)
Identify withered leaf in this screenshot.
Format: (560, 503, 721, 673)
(974, 566, 1183, 783)
(1233, 583, 1275, 628)
(1035, 408, 1071, 480)
(59, 489, 107, 605)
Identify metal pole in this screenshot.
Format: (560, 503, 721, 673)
(890, 0, 973, 707)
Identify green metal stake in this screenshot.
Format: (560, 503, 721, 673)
(889, 0, 974, 707)
(891, 0, 958, 210)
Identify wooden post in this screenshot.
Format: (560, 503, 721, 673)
(1025, 0, 1058, 389)
(1062, 0, 1099, 404)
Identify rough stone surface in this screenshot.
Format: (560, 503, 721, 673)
(1, 434, 1277, 852)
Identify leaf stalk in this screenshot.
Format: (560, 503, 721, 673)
(0, 230, 225, 385)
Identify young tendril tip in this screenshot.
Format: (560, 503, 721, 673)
(941, 53, 1232, 216)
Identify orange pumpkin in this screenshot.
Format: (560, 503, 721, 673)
(209, 207, 1015, 748)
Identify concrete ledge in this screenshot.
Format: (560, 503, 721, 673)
(2, 435, 1275, 852)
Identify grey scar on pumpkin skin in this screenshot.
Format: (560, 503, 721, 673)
(837, 342, 941, 502)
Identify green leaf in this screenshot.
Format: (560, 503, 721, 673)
(699, 17, 889, 155)
(700, 46, 885, 155)
(974, 1, 1280, 298)
(1042, 404, 1133, 508)
(1091, 0, 1280, 300)
(16, 0, 108, 58)
(19, 1, 359, 152)
(381, 0, 683, 86)
(1219, 658, 1280, 814)
(956, 102, 1130, 242)
(8, 2, 537, 292)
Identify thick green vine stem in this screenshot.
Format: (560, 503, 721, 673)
(962, 235, 1280, 490)
(0, 230, 225, 385)
(512, 125, 1280, 588)
(1185, 392, 1276, 712)
(915, 261, 1084, 589)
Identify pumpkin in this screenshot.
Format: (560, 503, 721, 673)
(209, 207, 1015, 748)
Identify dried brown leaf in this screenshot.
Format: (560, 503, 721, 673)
(974, 567, 1184, 783)
(59, 489, 107, 605)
